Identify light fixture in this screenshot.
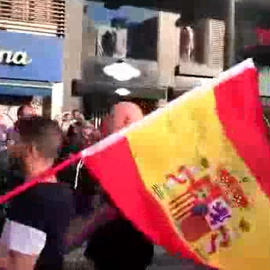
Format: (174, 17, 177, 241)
(115, 88, 131, 96)
(103, 61, 141, 81)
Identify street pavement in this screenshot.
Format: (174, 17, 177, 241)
(64, 246, 215, 270)
(149, 246, 215, 270)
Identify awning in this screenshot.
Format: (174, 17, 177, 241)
(72, 80, 166, 100)
(175, 75, 214, 91)
(0, 79, 53, 97)
(78, 57, 166, 99)
(82, 57, 161, 89)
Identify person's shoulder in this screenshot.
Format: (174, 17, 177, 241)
(6, 126, 18, 135)
(6, 183, 74, 245)
(6, 126, 13, 133)
(32, 182, 74, 201)
(10, 182, 74, 210)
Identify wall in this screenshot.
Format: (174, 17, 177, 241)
(157, 12, 180, 87)
(81, 15, 96, 62)
(51, 83, 64, 118)
(80, 4, 223, 100)
(62, 0, 83, 111)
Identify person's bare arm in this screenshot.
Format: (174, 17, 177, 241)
(0, 219, 46, 270)
(0, 245, 37, 270)
(7, 251, 36, 270)
(0, 244, 7, 269)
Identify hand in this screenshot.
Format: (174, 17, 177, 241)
(64, 204, 118, 248)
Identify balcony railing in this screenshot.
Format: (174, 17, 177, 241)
(0, 0, 65, 37)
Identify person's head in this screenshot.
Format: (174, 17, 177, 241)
(72, 121, 83, 134)
(60, 112, 72, 134)
(62, 112, 72, 122)
(17, 105, 35, 120)
(72, 109, 81, 120)
(76, 113, 85, 122)
(66, 121, 83, 145)
(108, 102, 144, 134)
(17, 116, 62, 176)
(81, 121, 94, 138)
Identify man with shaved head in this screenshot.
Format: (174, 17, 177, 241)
(84, 102, 154, 270)
(109, 101, 144, 133)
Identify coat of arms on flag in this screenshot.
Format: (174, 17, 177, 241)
(82, 59, 270, 270)
(1, 59, 269, 270)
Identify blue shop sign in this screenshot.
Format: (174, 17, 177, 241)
(0, 31, 63, 82)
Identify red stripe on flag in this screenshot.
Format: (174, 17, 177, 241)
(84, 135, 202, 262)
(215, 67, 270, 198)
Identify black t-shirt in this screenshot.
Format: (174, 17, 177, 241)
(1, 182, 75, 270)
(84, 217, 154, 270)
(56, 154, 154, 269)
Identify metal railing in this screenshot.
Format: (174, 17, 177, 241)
(0, 0, 65, 37)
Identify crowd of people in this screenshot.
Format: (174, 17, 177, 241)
(0, 102, 154, 270)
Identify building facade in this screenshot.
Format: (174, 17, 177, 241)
(0, 0, 87, 123)
(62, 0, 83, 112)
(73, 0, 226, 120)
(0, 31, 63, 122)
(0, 0, 67, 125)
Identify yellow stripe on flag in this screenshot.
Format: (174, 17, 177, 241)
(126, 84, 270, 270)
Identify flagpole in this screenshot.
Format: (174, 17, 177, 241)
(0, 151, 83, 205)
(224, 0, 236, 69)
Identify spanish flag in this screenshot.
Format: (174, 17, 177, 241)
(84, 59, 270, 270)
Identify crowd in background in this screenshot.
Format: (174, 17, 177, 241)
(0, 103, 104, 232)
(55, 109, 102, 149)
(0, 102, 154, 270)
(6, 105, 103, 155)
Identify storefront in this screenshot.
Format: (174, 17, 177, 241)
(0, 31, 63, 126)
(72, 1, 166, 119)
(74, 1, 227, 119)
(74, 56, 166, 118)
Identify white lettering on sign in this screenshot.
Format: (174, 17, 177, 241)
(0, 50, 32, 65)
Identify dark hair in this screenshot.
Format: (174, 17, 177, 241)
(72, 109, 80, 115)
(17, 105, 31, 119)
(83, 4, 88, 14)
(66, 121, 82, 137)
(18, 116, 62, 159)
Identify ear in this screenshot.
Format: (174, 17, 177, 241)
(21, 143, 37, 159)
(30, 144, 40, 158)
(123, 116, 131, 127)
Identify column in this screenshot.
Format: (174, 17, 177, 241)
(224, 0, 235, 69)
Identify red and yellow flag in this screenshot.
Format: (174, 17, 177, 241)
(83, 59, 270, 270)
